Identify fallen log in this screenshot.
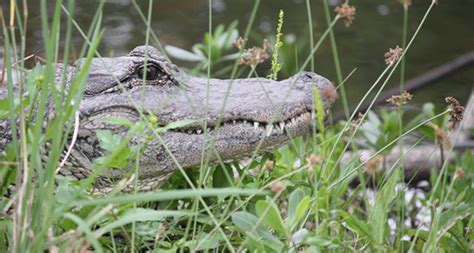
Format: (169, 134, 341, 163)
(342, 142, 471, 183)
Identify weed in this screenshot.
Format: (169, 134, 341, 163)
(267, 9, 284, 81)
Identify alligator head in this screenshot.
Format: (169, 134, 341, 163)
(3, 45, 337, 190)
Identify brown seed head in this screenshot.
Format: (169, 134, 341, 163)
(335, 3, 356, 27)
(454, 167, 465, 180)
(233, 36, 245, 50)
(263, 160, 275, 172)
(365, 156, 383, 176)
(268, 181, 286, 193)
(345, 112, 364, 135)
(445, 96, 464, 130)
(239, 39, 271, 67)
(384, 46, 403, 65)
(434, 125, 451, 148)
(248, 167, 260, 176)
(398, 0, 412, 10)
(386, 90, 413, 107)
(435, 128, 450, 148)
(306, 154, 322, 167)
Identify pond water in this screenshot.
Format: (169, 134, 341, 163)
(20, 0, 474, 111)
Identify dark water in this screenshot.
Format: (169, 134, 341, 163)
(19, 0, 474, 110)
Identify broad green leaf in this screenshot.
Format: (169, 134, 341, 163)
(94, 128, 136, 169)
(213, 24, 225, 39)
(212, 163, 233, 188)
(306, 235, 342, 249)
(231, 211, 284, 251)
(55, 176, 88, 204)
(186, 232, 223, 251)
(339, 210, 373, 242)
(245, 236, 266, 252)
(0, 98, 11, 119)
(195, 232, 223, 251)
(422, 102, 435, 118)
(368, 169, 401, 245)
(165, 45, 205, 62)
(255, 200, 286, 236)
(0, 96, 25, 120)
(95, 130, 123, 153)
(294, 196, 311, 226)
(291, 228, 308, 245)
(438, 202, 474, 240)
(288, 188, 305, 224)
(191, 45, 206, 58)
(408, 230, 466, 252)
(218, 52, 241, 61)
(25, 64, 45, 94)
(217, 21, 239, 49)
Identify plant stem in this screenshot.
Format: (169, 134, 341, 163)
(396, 6, 409, 250)
(306, 0, 315, 71)
(322, 0, 349, 119)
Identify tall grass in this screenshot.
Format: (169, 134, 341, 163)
(396, 2, 410, 250)
(0, 0, 472, 252)
(321, 0, 349, 119)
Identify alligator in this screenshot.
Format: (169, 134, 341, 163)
(0, 45, 336, 191)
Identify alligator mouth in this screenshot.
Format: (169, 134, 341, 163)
(83, 106, 316, 139)
(83, 101, 322, 140)
(172, 109, 315, 137)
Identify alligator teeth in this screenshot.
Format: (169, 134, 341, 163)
(265, 124, 274, 137)
(279, 122, 285, 131)
(172, 111, 317, 135)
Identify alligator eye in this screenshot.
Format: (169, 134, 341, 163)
(137, 65, 160, 80)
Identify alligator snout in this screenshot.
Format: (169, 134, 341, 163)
(166, 70, 336, 126)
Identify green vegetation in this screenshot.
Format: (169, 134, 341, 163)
(267, 9, 284, 81)
(1, 0, 472, 252)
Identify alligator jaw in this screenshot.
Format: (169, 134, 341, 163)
(129, 71, 336, 181)
(172, 110, 313, 137)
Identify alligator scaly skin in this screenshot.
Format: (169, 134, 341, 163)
(0, 46, 336, 191)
